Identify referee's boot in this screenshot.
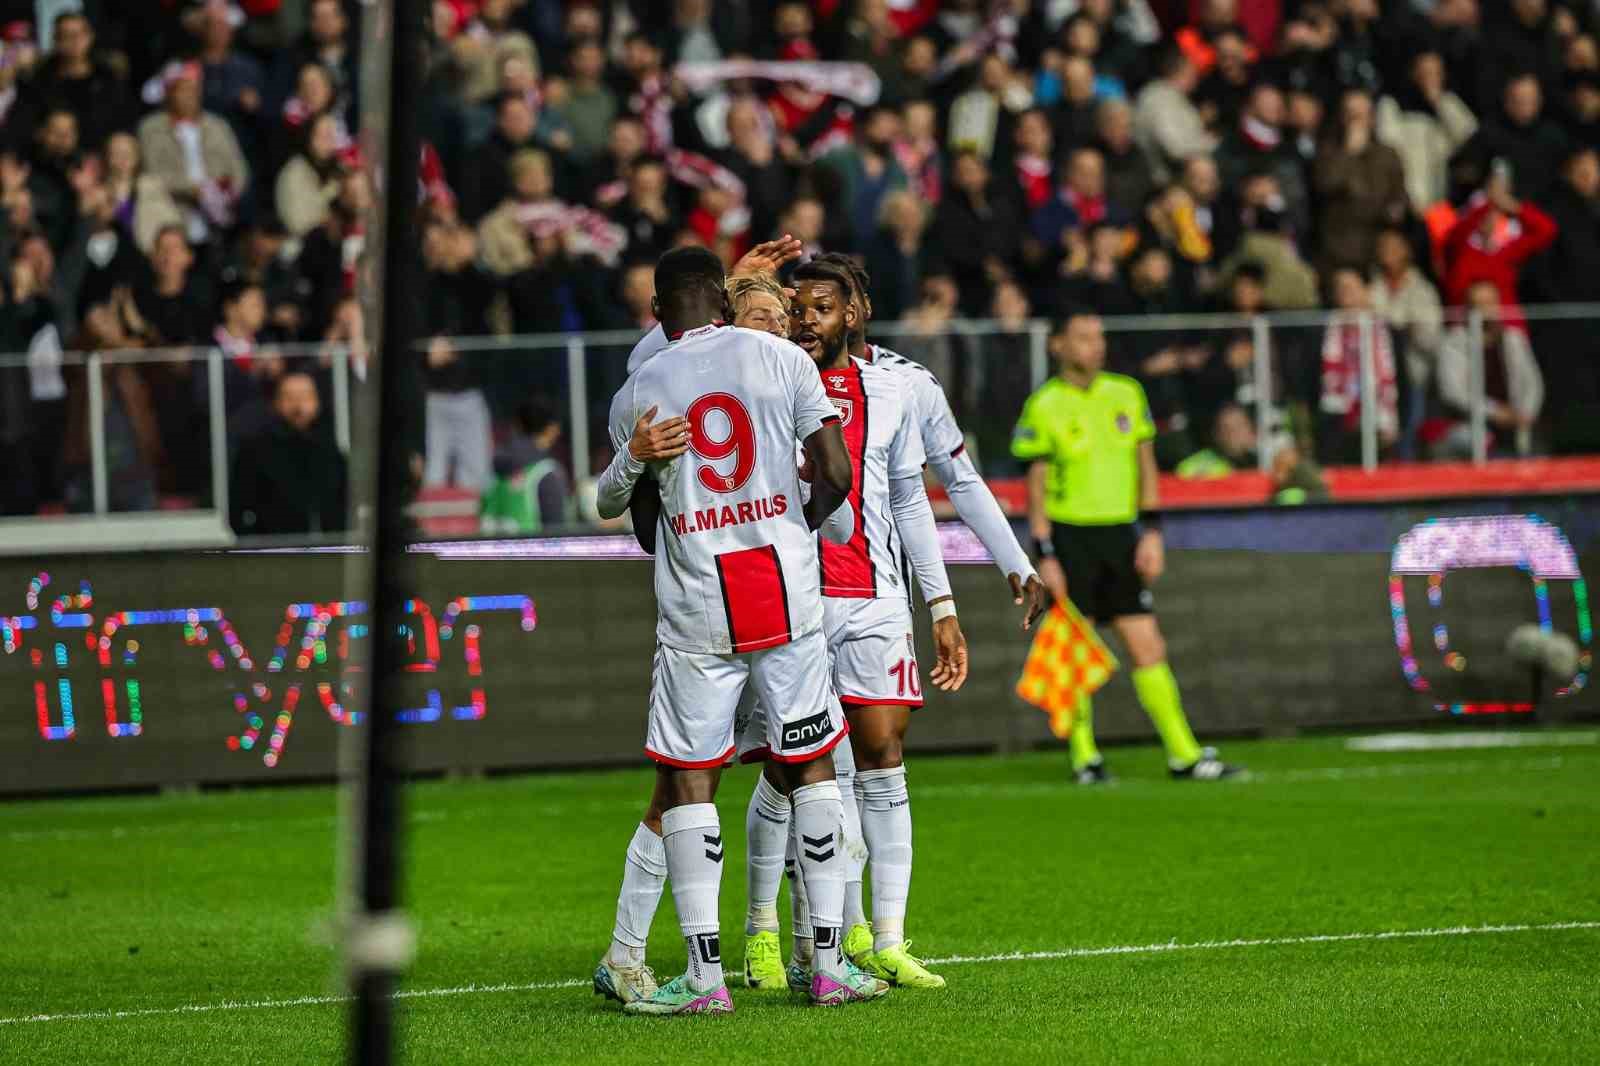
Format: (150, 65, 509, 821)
(1074, 758, 1112, 786)
(1169, 747, 1243, 781)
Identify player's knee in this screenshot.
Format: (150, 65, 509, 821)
(852, 731, 903, 771)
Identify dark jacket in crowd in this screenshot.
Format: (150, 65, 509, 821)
(230, 417, 347, 536)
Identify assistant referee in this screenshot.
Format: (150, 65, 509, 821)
(1011, 310, 1240, 784)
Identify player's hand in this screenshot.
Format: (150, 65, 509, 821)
(628, 405, 690, 462)
(1134, 530, 1165, 584)
(1038, 555, 1068, 605)
(929, 614, 969, 692)
(732, 234, 803, 278)
(1009, 572, 1049, 631)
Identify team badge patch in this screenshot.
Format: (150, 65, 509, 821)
(1116, 412, 1132, 434)
(831, 397, 854, 426)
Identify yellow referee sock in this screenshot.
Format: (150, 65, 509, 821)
(1131, 662, 1203, 768)
(1068, 695, 1101, 771)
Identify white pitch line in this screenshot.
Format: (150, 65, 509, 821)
(3, 921, 1595, 1027)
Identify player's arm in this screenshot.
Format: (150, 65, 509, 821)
(595, 404, 689, 520)
(1134, 438, 1164, 583)
(801, 422, 851, 531)
(1025, 460, 1066, 604)
(928, 445, 1046, 630)
(628, 475, 663, 555)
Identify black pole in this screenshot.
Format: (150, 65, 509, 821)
(353, 1, 424, 1063)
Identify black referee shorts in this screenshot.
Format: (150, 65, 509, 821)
(1049, 522, 1153, 624)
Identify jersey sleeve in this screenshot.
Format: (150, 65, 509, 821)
(887, 397, 927, 481)
(785, 342, 838, 442)
(1010, 389, 1054, 462)
(912, 370, 967, 462)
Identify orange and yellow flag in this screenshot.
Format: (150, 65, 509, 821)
(1015, 601, 1119, 739)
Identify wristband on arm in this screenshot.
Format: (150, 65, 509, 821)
(1139, 509, 1164, 532)
(929, 598, 957, 623)
(1032, 536, 1056, 560)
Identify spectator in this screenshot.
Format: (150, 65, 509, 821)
(1179, 153, 1224, 258)
(1376, 50, 1478, 214)
(1117, 244, 1203, 467)
(1218, 190, 1319, 309)
(104, 132, 182, 257)
(820, 105, 908, 248)
(461, 91, 544, 223)
(479, 398, 573, 533)
(272, 62, 344, 173)
(421, 220, 493, 492)
(1032, 147, 1127, 273)
(1059, 220, 1134, 315)
(1216, 81, 1311, 240)
(1194, 27, 1254, 133)
(894, 99, 944, 207)
(1134, 44, 1217, 181)
(778, 195, 827, 263)
(1453, 73, 1570, 206)
(137, 62, 249, 249)
(585, 114, 649, 199)
(1562, 71, 1600, 146)
(446, 0, 540, 107)
(295, 168, 369, 339)
(1479, 0, 1565, 106)
(133, 225, 211, 345)
(1317, 267, 1398, 463)
(1540, 147, 1600, 303)
(1313, 88, 1407, 273)
(268, 0, 357, 119)
(195, 0, 266, 157)
(274, 112, 343, 240)
(1051, 55, 1104, 150)
(1440, 172, 1557, 316)
(1433, 281, 1545, 457)
(720, 97, 793, 245)
(614, 260, 658, 332)
(864, 189, 928, 324)
(225, 214, 302, 340)
(230, 370, 347, 535)
(60, 289, 164, 513)
(1096, 99, 1157, 221)
(550, 40, 617, 165)
(1177, 403, 1330, 503)
(15, 11, 129, 152)
(23, 106, 80, 251)
(1009, 108, 1055, 213)
(949, 52, 1029, 163)
(1370, 226, 1445, 452)
(608, 155, 678, 263)
(930, 150, 1026, 315)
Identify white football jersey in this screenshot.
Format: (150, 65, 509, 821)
(817, 357, 927, 599)
(865, 343, 967, 465)
(609, 323, 839, 655)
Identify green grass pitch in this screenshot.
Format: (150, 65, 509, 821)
(3, 732, 1598, 1065)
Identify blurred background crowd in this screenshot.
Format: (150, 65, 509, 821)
(3, 0, 1600, 530)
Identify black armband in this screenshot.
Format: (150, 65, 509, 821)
(1032, 536, 1056, 560)
(1139, 509, 1164, 532)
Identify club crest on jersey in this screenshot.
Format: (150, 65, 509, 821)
(831, 397, 854, 427)
(1116, 412, 1132, 434)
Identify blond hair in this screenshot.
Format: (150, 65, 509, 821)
(726, 273, 788, 317)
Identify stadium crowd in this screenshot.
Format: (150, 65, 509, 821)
(3, 0, 1600, 526)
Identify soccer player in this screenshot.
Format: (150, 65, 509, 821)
(737, 258, 970, 992)
(591, 246, 884, 1014)
(811, 252, 1049, 634)
(1011, 311, 1240, 784)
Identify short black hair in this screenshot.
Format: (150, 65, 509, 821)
(791, 258, 857, 301)
(517, 397, 559, 436)
(653, 245, 725, 306)
(1232, 260, 1267, 285)
(1051, 306, 1100, 334)
(810, 251, 870, 306)
(219, 276, 263, 309)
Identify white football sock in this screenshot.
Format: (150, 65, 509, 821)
(662, 803, 725, 992)
(857, 766, 912, 950)
(791, 779, 846, 976)
(836, 756, 868, 930)
(744, 773, 790, 936)
(606, 821, 666, 967)
(784, 830, 814, 964)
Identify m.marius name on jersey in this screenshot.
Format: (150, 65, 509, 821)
(667, 493, 790, 537)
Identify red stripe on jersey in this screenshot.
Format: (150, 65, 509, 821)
(715, 544, 793, 652)
(819, 364, 876, 598)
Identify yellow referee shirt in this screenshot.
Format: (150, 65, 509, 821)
(1010, 373, 1154, 526)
